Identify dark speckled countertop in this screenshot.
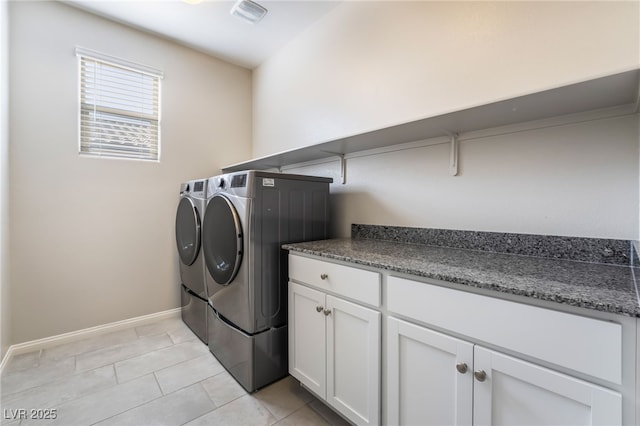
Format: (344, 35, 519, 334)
(283, 227, 640, 317)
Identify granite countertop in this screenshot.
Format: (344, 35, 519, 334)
(283, 237, 640, 317)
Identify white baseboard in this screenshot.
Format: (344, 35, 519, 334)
(0, 308, 181, 373)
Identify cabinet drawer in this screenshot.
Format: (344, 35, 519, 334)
(387, 276, 622, 384)
(289, 254, 381, 307)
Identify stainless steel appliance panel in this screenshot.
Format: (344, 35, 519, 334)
(176, 179, 210, 343)
(180, 284, 207, 343)
(203, 171, 331, 392)
(207, 306, 287, 392)
(176, 180, 208, 300)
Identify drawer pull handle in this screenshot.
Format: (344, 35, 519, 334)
(474, 370, 487, 382)
(323, 309, 332, 316)
(320, 274, 328, 280)
(316, 306, 324, 313)
(456, 363, 468, 374)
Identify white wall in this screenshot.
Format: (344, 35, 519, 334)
(254, 1, 639, 156)
(254, 1, 640, 240)
(1, 0, 10, 359)
(9, 1, 252, 343)
(286, 114, 639, 239)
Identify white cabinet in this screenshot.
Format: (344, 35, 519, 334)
(326, 294, 380, 425)
(289, 283, 326, 397)
(288, 255, 627, 425)
(387, 317, 621, 426)
(473, 346, 621, 426)
(386, 278, 624, 426)
(387, 276, 622, 385)
(288, 255, 381, 426)
(386, 317, 473, 425)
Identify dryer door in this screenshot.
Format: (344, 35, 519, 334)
(175, 197, 201, 266)
(203, 194, 243, 285)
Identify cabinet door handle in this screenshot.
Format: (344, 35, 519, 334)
(320, 274, 328, 280)
(316, 306, 324, 313)
(456, 363, 468, 374)
(474, 370, 487, 382)
(323, 309, 332, 316)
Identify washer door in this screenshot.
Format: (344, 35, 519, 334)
(203, 194, 243, 285)
(175, 197, 201, 266)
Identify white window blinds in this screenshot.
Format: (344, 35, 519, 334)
(77, 48, 162, 161)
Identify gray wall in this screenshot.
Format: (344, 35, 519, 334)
(285, 115, 639, 239)
(8, 1, 252, 344)
(253, 1, 640, 240)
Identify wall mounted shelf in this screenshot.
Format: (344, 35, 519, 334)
(222, 69, 640, 177)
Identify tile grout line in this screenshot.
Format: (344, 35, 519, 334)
(51, 320, 185, 367)
(89, 376, 213, 426)
(114, 346, 212, 386)
(0, 311, 181, 376)
(152, 371, 164, 395)
(93, 373, 248, 426)
(40, 334, 142, 372)
(73, 334, 179, 375)
(12, 322, 186, 379)
(178, 381, 224, 425)
(3, 363, 125, 411)
(4, 348, 185, 405)
(277, 401, 321, 426)
(112, 363, 119, 385)
(197, 380, 219, 410)
(65, 372, 160, 426)
(0, 350, 42, 377)
(0, 358, 76, 398)
(3, 320, 336, 426)
(2, 324, 188, 422)
(201, 371, 248, 410)
(2, 333, 180, 414)
(1, 344, 195, 404)
(189, 370, 256, 424)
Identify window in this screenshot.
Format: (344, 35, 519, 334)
(76, 48, 162, 161)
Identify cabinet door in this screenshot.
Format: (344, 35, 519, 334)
(473, 346, 622, 426)
(288, 282, 326, 398)
(326, 295, 381, 426)
(387, 317, 473, 426)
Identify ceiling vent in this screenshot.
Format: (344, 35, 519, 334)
(230, 0, 268, 24)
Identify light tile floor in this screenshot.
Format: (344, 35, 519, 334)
(0, 317, 351, 426)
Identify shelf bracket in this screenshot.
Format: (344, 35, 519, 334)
(318, 150, 347, 184)
(449, 133, 459, 176)
(339, 154, 346, 184)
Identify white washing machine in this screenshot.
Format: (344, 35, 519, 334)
(202, 170, 332, 392)
(175, 178, 209, 343)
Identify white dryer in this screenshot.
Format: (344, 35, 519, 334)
(175, 178, 209, 343)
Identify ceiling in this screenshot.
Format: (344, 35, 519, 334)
(64, 0, 342, 69)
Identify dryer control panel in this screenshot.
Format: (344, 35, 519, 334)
(231, 174, 247, 188)
(192, 180, 205, 193)
(180, 179, 207, 199)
